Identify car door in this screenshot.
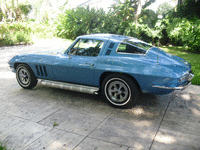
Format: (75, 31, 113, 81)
(52, 38, 106, 86)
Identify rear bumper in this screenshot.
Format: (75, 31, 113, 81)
(152, 81, 191, 91)
(152, 73, 194, 91)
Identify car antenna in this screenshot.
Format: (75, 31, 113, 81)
(157, 39, 160, 65)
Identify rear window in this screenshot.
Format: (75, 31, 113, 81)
(117, 43, 146, 54)
(124, 39, 152, 50)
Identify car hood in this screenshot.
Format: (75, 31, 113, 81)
(9, 49, 64, 65)
(33, 48, 65, 55)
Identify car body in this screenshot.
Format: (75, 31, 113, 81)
(8, 34, 194, 107)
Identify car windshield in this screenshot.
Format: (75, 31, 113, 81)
(68, 39, 104, 57)
(124, 38, 152, 50)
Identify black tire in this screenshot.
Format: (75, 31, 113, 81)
(16, 64, 38, 89)
(102, 74, 139, 108)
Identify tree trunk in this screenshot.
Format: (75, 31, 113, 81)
(1, 0, 6, 22)
(178, 0, 182, 5)
(134, 0, 142, 23)
(178, 0, 186, 5)
(11, 0, 16, 21)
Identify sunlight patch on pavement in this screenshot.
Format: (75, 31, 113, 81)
(133, 108, 145, 115)
(33, 38, 72, 48)
(133, 142, 144, 150)
(0, 58, 10, 62)
(191, 108, 200, 116)
(156, 133, 176, 144)
(0, 72, 15, 79)
(51, 141, 62, 149)
(0, 51, 18, 57)
(181, 94, 191, 100)
(0, 63, 9, 68)
(133, 120, 153, 127)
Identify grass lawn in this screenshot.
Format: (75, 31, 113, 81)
(161, 46, 200, 85)
(0, 144, 6, 150)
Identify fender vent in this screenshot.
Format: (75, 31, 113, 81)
(35, 65, 47, 76)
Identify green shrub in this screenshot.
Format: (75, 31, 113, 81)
(31, 21, 56, 39)
(139, 9, 158, 28)
(16, 32, 26, 43)
(0, 21, 55, 46)
(56, 6, 155, 43)
(55, 6, 120, 39)
(0, 142, 6, 150)
(0, 22, 32, 46)
(165, 18, 200, 53)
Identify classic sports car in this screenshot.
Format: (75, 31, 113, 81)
(8, 34, 194, 107)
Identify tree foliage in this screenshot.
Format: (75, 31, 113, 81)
(142, 0, 155, 9)
(0, 0, 32, 22)
(139, 9, 157, 28)
(156, 2, 173, 17)
(176, 0, 200, 19)
(1, 0, 200, 54)
(166, 18, 200, 53)
(112, 0, 155, 23)
(0, 0, 68, 22)
(55, 6, 120, 39)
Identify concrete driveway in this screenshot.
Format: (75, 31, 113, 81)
(0, 39, 200, 150)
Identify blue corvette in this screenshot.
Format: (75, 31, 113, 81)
(8, 34, 194, 107)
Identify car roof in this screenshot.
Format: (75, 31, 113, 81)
(78, 33, 138, 43)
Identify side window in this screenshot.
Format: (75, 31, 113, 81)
(117, 43, 146, 54)
(68, 39, 104, 57)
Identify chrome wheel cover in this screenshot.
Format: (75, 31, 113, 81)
(17, 67, 30, 86)
(105, 78, 131, 106)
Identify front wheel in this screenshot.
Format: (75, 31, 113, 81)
(16, 64, 38, 89)
(102, 74, 139, 108)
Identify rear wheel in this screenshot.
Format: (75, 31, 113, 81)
(102, 74, 139, 108)
(16, 64, 37, 89)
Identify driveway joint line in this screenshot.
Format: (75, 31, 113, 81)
(84, 136, 133, 148)
(3, 111, 61, 129)
(72, 112, 113, 150)
(35, 107, 62, 123)
(4, 112, 32, 121)
(149, 92, 174, 150)
(22, 127, 54, 150)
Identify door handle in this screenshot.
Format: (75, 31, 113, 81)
(85, 63, 94, 66)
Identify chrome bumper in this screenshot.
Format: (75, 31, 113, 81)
(152, 82, 191, 91)
(185, 73, 194, 81)
(152, 73, 194, 91)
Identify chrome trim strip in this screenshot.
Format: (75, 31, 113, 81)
(152, 82, 191, 91)
(39, 79, 99, 94)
